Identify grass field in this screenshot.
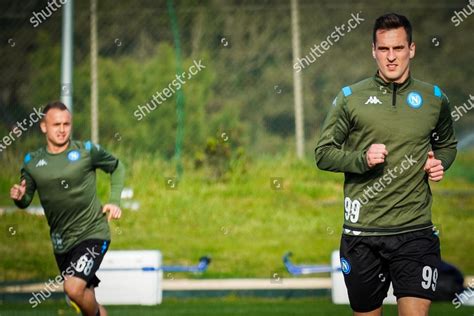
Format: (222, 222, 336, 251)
(1, 297, 474, 316)
(1, 151, 474, 281)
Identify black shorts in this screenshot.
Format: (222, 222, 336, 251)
(340, 228, 440, 313)
(54, 239, 110, 288)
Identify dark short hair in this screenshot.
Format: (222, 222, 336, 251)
(373, 13, 412, 44)
(42, 101, 69, 117)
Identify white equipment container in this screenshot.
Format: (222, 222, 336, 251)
(95, 250, 163, 305)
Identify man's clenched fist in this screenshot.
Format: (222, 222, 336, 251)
(366, 144, 388, 168)
(102, 204, 122, 221)
(10, 179, 26, 201)
(424, 151, 444, 182)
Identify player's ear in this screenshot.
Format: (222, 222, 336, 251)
(409, 42, 415, 59)
(40, 119, 47, 134)
(372, 43, 376, 59)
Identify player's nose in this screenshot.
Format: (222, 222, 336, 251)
(387, 49, 396, 61)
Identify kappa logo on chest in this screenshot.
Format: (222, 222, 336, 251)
(365, 96, 382, 105)
(35, 159, 48, 167)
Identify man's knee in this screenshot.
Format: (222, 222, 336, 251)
(64, 278, 86, 301)
(397, 297, 431, 316)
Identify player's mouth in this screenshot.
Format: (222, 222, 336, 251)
(386, 64, 397, 71)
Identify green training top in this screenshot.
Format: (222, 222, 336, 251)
(14, 140, 125, 253)
(315, 73, 457, 236)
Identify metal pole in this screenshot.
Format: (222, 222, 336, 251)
(60, 0, 74, 113)
(90, 0, 99, 143)
(168, 0, 185, 179)
(291, 0, 305, 159)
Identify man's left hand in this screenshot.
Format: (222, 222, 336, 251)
(424, 151, 444, 182)
(103, 204, 122, 221)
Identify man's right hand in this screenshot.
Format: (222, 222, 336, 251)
(10, 180, 26, 201)
(366, 144, 388, 168)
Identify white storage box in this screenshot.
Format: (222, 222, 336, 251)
(95, 250, 163, 305)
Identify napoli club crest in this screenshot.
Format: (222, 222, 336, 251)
(67, 150, 81, 162)
(406, 91, 423, 109)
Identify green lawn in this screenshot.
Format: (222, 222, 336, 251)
(1, 151, 474, 281)
(1, 297, 474, 316)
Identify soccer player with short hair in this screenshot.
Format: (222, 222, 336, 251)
(10, 101, 125, 316)
(315, 13, 457, 315)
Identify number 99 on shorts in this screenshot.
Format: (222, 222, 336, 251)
(421, 266, 438, 291)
